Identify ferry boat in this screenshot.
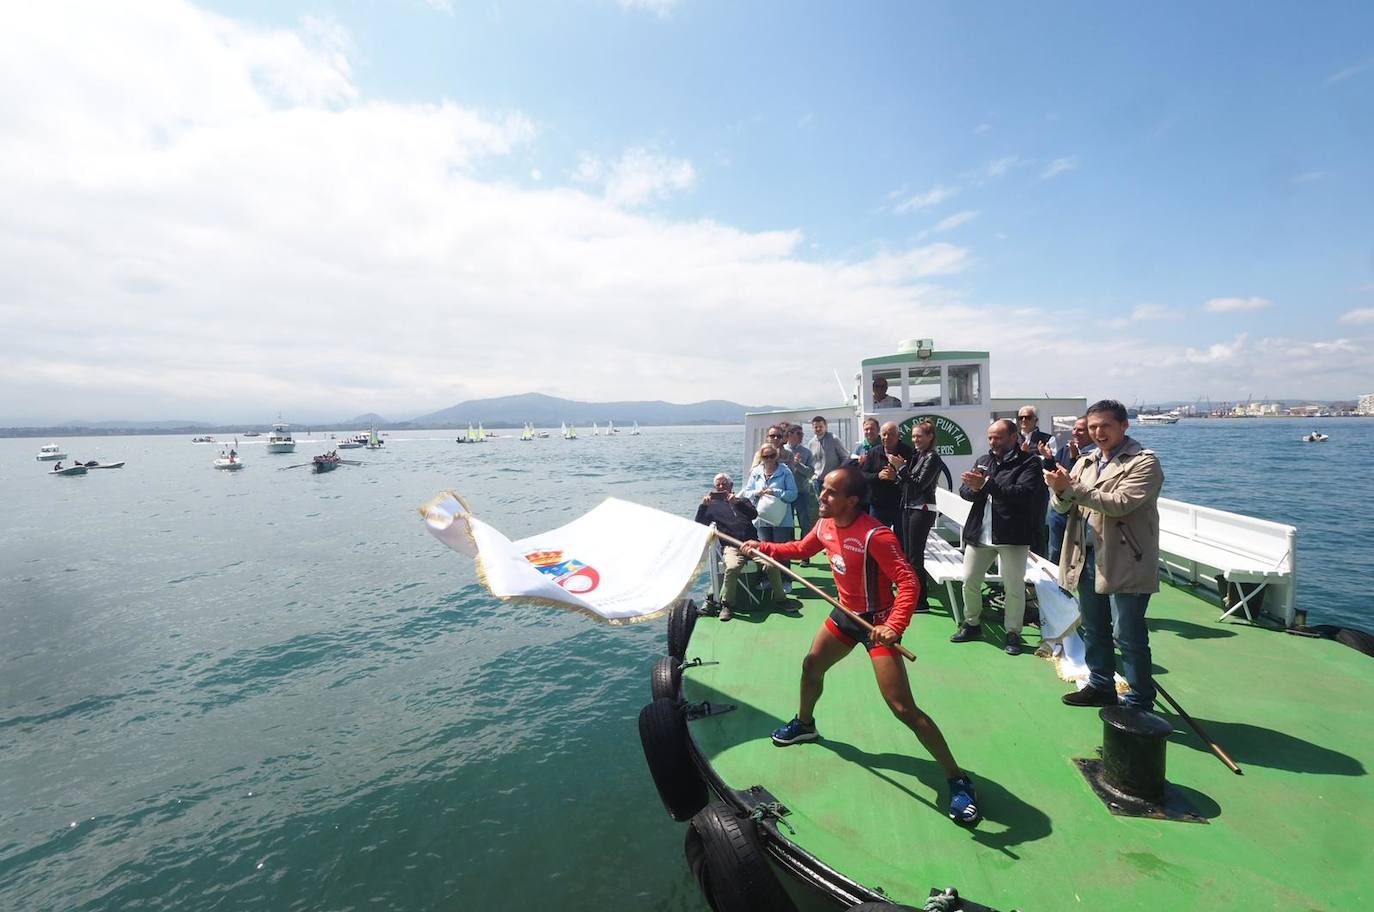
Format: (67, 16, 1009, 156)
(1137, 412, 1180, 425)
(35, 443, 66, 461)
(637, 339, 1369, 912)
(265, 421, 296, 454)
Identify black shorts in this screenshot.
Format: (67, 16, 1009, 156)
(824, 607, 901, 657)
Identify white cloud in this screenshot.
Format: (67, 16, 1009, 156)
(1204, 296, 1273, 313)
(1326, 59, 1372, 85)
(618, 0, 681, 16)
(984, 156, 1019, 178)
(893, 183, 958, 214)
(1340, 308, 1374, 324)
(1039, 156, 1078, 180)
(577, 146, 696, 207)
(928, 210, 979, 235)
(974, 123, 992, 135)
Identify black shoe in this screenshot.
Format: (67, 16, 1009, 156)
(1062, 685, 1118, 707)
(1004, 631, 1024, 656)
(778, 599, 801, 616)
(949, 625, 982, 643)
(718, 604, 733, 622)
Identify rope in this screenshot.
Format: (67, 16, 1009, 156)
(747, 802, 795, 835)
(922, 888, 959, 911)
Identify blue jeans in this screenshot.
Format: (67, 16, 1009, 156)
(793, 488, 812, 534)
(1077, 554, 1155, 709)
(757, 523, 795, 578)
(1047, 506, 1069, 564)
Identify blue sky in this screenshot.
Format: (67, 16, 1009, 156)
(2, 1, 1371, 422)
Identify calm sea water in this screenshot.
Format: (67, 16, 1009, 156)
(1, 419, 1370, 910)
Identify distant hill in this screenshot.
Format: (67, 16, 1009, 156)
(409, 393, 781, 427)
(345, 413, 389, 427)
(59, 418, 215, 430)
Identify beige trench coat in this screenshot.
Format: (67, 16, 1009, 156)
(1051, 436, 1163, 595)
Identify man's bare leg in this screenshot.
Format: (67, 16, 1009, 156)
(798, 626, 854, 723)
(870, 651, 962, 779)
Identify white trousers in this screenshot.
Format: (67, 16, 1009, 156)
(960, 543, 1028, 633)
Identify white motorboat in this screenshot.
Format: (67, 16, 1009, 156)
(265, 421, 296, 454)
(1303, 432, 1329, 443)
(214, 444, 245, 470)
(191, 435, 216, 443)
(1137, 413, 1180, 425)
(36, 444, 67, 461)
(49, 463, 87, 476)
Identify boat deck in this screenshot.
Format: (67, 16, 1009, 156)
(681, 569, 1373, 911)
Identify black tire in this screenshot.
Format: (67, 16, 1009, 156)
(686, 802, 796, 912)
(638, 698, 707, 822)
(651, 655, 683, 701)
(667, 598, 698, 658)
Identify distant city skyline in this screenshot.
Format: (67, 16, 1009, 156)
(2, 2, 1371, 424)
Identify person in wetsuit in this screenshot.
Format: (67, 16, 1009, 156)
(742, 466, 981, 827)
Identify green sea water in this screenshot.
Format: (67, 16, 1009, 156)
(1, 420, 1369, 910)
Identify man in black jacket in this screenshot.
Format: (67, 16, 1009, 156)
(694, 473, 778, 622)
(1016, 405, 1055, 558)
(953, 419, 1046, 655)
(860, 420, 914, 543)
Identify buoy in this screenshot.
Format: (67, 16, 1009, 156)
(651, 655, 682, 701)
(684, 802, 796, 912)
(638, 698, 706, 822)
(667, 598, 698, 658)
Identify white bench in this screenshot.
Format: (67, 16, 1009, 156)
(1156, 498, 1297, 625)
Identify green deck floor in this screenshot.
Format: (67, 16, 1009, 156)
(681, 570, 1373, 911)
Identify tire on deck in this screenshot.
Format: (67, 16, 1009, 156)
(683, 801, 796, 912)
(637, 697, 706, 822)
(651, 655, 683, 701)
(667, 598, 698, 658)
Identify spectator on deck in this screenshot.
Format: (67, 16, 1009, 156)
(861, 420, 914, 540)
(784, 425, 817, 536)
(953, 419, 1045, 656)
(741, 443, 800, 610)
(852, 416, 881, 460)
(1045, 399, 1163, 709)
(1017, 406, 1055, 558)
(694, 473, 773, 622)
(809, 416, 849, 493)
(889, 420, 944, 613)
(1041, 418, 1096, 563)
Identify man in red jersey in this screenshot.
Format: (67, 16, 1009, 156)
(742, 466, 981, 827)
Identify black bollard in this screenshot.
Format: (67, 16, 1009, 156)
(1100, 706, 1173, 804)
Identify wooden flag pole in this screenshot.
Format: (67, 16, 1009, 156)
(712, 529, 917, 663)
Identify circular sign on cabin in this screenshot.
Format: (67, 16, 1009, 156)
(899, 414, 974, 456)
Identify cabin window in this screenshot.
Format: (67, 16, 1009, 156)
(948, 364, 982, 405)
(871, 368, 903, 408)
(908, 367, 941, 407)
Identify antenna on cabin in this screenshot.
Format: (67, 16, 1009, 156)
(832, 369, 849, 404)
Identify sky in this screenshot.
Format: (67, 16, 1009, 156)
(2, 0, 1372, 424)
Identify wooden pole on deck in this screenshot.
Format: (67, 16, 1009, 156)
(712, 530, 918, 663)
(1155, 681, 1243, 775)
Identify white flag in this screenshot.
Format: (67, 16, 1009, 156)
(420, 492, 715, 624)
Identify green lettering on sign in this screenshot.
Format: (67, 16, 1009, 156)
(899, 414, 973, 457)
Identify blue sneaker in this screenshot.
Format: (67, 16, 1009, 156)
(771, 716, 818, 746)
(948, 775, 981, 827)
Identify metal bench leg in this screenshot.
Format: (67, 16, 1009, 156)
(1219, 580, 1265, 622)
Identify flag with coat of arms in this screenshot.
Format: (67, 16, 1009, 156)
(421, 492, 715, 623)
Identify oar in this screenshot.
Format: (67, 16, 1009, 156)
(338, 459, 362, 466)
(712, 530, 917, 663)
(278, 462, 312, 470)
(1155, 681, 1243, 775)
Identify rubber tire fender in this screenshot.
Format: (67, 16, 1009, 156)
(667, 598, 698, 658)
(685, 802, 796, 912)
(651, 655, 683, 702)
(637, 698, 707, 822)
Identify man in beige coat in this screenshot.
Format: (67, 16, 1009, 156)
(1044, 399, 1163, 709)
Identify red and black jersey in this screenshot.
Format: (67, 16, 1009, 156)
(757, 514, 918, 636)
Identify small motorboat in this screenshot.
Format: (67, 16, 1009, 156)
(242, 431, 261, 437)
(36, 444, 67, 461)
(337, 440, 363, 449)
(192, 435, 216, 444)
(49, 463, 87, 476)
(1303, 432, 1329, 442)
(214, 449, 245, 470)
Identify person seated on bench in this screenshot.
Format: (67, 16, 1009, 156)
(694, 472, 777, 622)
(1044, 399, 1163, 709)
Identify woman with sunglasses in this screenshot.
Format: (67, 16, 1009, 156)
(741, 441, 800, 609)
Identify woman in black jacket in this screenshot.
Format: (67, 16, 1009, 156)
(890, 420, 945, 612)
